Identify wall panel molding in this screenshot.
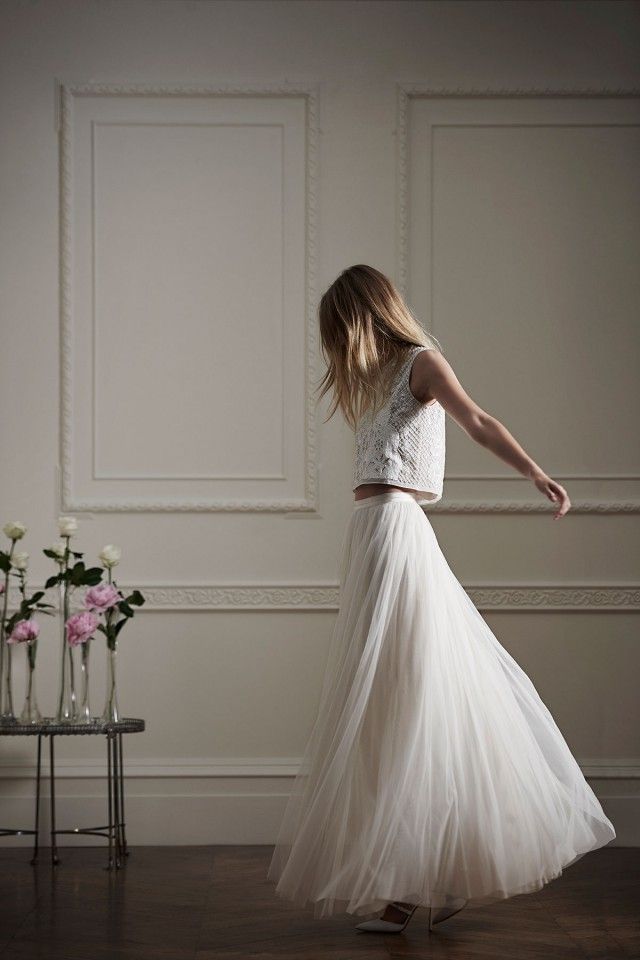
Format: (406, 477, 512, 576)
(10, 582, 640, 611)
(430, 498, 640, 514)
(58, 81, 319, 512)
(396, 85, 640, 514)
(1, 754, 637, 780)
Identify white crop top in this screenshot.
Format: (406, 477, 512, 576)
(353, 345, 446, 505)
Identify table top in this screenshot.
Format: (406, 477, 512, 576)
(0, 717, 145, 736)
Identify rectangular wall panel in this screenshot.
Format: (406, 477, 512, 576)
(60, 84, 318, 511)
(400, 92, 640, 512)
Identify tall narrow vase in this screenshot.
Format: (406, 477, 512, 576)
(102, 642, 119, 723)
(20, 642, 41, 724)
(77, 639, 92, 723)
(0, 642, 15, 723)
(56, 580, 77, 722)
(0, 575, 15, 723)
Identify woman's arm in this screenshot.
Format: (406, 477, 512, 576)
(410, 349, 571, 519)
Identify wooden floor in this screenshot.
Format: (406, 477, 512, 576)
(0, 845, 638, 959)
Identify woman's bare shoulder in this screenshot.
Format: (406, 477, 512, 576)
(409, 347, 451, 402)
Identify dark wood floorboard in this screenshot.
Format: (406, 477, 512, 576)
(0, 846, 637, 959)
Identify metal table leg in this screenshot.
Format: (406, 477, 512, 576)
(105, 732, 114, 869)
(30, 733, 42, 865)
(117, 732, 128, 859)
(112, 732, 123, 868)
(49, 734, 59, 865)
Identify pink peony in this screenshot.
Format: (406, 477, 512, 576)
(84, 582, 120, 613)
(8, 618, 40, 644)
(66, 610, 99, 646)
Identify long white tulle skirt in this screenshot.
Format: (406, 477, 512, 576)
(267, 489, 616, 918)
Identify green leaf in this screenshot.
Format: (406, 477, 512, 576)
(5, 612, 21, 633)
(118, 601, 134, 618)
(127, 589, 146, 606)
(83, 566, 104, 586)
(114, 618, 128, 637)
(44, 574, 60, 589)
(69, 561, 86, 585)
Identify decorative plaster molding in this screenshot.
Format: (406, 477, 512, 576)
(135, 583, 341, 610)
(464, 584, 640, 611)
(1, 755, 637, 780)
(397, 85, 640, 100)
(445, 473, 640, 482)
(9, 582, 639, 611)
(53, 496, 317, 513)
(58, 80, 320, 513)
(395, 83, 640, 514)
(429, 499, 640, 514)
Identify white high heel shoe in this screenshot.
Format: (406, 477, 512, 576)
(355, 901, 419, 933)
(428, 897, 467, 930)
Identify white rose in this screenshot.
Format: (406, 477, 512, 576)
(50, 541, 67, 560)
(99, 544, 122, 568)
(3, 521, 27, 540)
(58, 516, 78, 537)
(12, 551, 29, 571)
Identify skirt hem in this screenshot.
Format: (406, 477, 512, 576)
(272, 835, 611, 918)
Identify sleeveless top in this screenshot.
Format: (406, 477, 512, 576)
(353, 345, 446, 505)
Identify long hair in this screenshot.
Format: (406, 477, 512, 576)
(316, 264, 443, 429)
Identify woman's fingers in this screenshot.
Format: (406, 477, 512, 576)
(534, 474, 571, 518)
(549, 481, 571, 519)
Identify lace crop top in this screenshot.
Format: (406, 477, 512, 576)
(353, 345, 446, 505)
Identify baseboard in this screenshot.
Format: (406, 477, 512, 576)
(0, 792, 636, 847)
(1, 765, 638, 847)
(1, 755, 638, 780)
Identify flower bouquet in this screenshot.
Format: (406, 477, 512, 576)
(0, 521, 56, 724)
(0, 514, 145, 725)
(44, 519, 145, 723)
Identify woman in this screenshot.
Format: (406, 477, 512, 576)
(267, 264, 616, 934)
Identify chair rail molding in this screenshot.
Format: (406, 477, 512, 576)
(10, 582, 640, 612)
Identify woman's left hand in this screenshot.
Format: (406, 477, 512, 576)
(533, 474, 571, 519)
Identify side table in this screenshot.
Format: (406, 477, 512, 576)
(0, 717, 145, 869)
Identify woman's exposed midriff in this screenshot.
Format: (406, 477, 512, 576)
(354, 482, 421, 502)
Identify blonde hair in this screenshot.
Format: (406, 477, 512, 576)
(317, 264, 443, 428)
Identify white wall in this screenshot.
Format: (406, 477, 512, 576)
(1, 0, 639, 846)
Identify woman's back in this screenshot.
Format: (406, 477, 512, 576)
(353, 345, 446, 505)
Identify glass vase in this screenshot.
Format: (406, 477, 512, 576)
(0, 568, 15, 722)
(102, 642, 119, 723)
(0, 640, 15, 724)
(77, 638, 92, 723)
(20, 642, 41, 724)
(56, 580, 77, 722)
